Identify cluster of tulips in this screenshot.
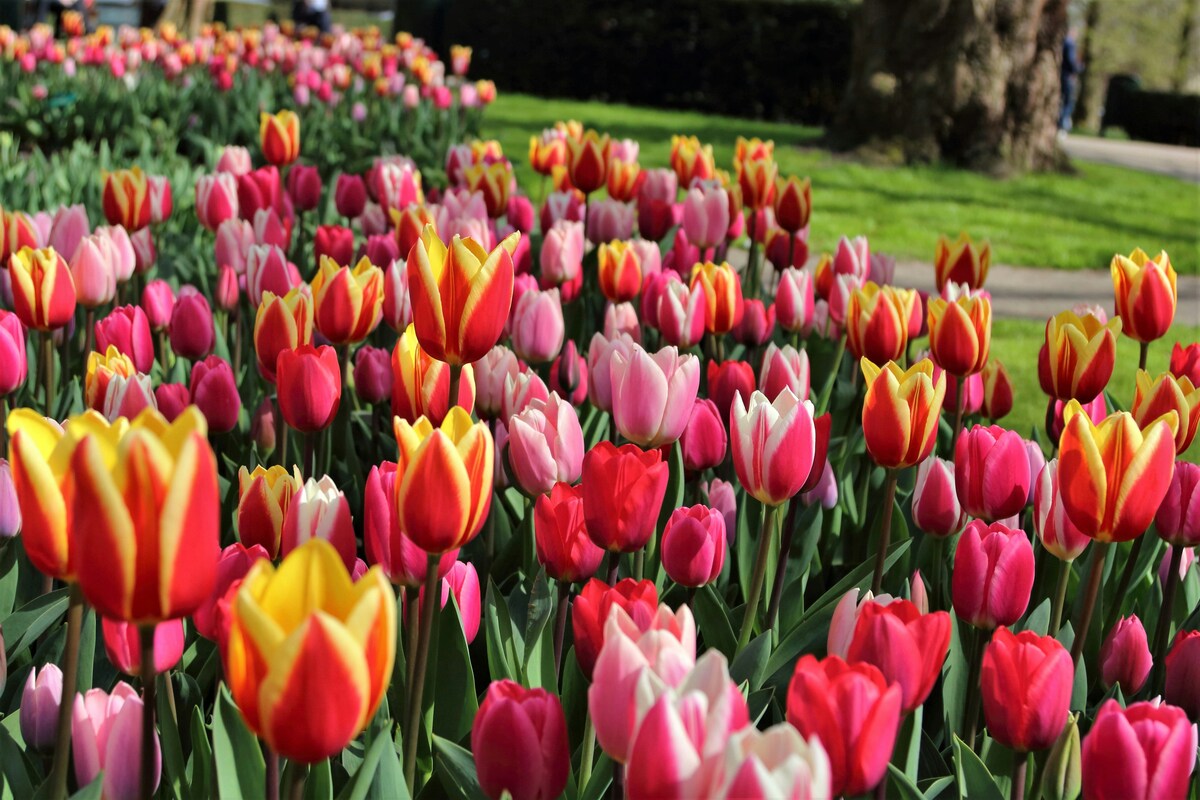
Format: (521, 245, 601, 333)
(0, 95, 1197, 800)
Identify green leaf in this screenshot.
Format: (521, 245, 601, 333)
(692, 584, 737, 659)
(887, 763, 925, 800)
(336, 726, 408, 800)
(483, 578, 520, 683)
(730, 632, 771, 692)
(432, 597, 479, 742)
(953, 735, 1004, 800)
(159, 673, 187, 800)
(68, 777, 103, 799)
(1, 589, 68, 660)
(76, 608, 96, 696)
(432, 735, 488, 800)
(0, 720, 34, 799)
(213, 684, 265, 799)
(1020, 598, 1051, 636)
(303, 759, 333, 800)
(0, 541, 19, 618)
(186, 706, 212, 800)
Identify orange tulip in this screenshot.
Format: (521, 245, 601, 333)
(393, 406, 493, 554)
(927, 294, 992, 377)
(1037, 310, 1121, 403)
(690, 261, 744, 335)
(407, 225, 518, 366)
(736, 155, 777, 211)
(1111, 249, 1177, 343)
(311, 255, 384, 345)
(71, 407, 220, 622)
(1058, 402, 1178, 542)
(860, 358, 947, 470)
(669, 135, 715, 188)
(597, 241, 643, 303)
(566, 130, 611, 195)
(934, 233, 990, 292)
(254, 287, 314, 383)
(463, 160, 513, 219)
(236, 465, 302, 559)
(391, 325, 476, 426)
(8, 246, 76, 332)
(260, 110, 300, 166)
(85, 346, 138, 412)
(846, 282, 915, 365)
(774, 176, 812, 234)
(606, 159, 642, 203)
(224, 539, 395, 764)
(101, 167, 152, 231)
(1131, 370, 1200, 454)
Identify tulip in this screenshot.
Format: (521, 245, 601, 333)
(663, 227, 701, 276)
(83, 346, 135, 412)
(1165, 630, 1200, 721)
(463, 161, 512, 219)
(586, 333, 635, 413)
(1038, 310, 1121, 403)
(1132, 370, 1200, 454)
(150, 383, 187, 423)
(95, 225, 134, 284)
(1034, 460, 1092, 561)
(581, 442, 669, 553)
(549, 340, 588, 406)
(566, 130, 611, 195)
(381, 258, 412, 333)
(72, 683, 160, 800)
(680, 398, 727, 474)
(934, 233, 990, 292)
(1058, 402, 1178, 542)
(534, 482, 605, 584)
(195, 173, 239, 230)
(846, 599, 951, 712)
(731, 389, 816, 507)
(216, 146, 252, 176)
(981, 359, 1014, 420)
(20, 664, 61, 752)
(773, 175, 812, 233)
(0, 455, 19, 538)
(9, 246, 76, 331)
(681, 184, 729, 251)
(846, 282, 913, 365)
(954, 425, 1033, 521)
(690, 261, 743, 335)
(707, 359, 756, 424)
(529, 129, 569, 177)
(607, 158, 643, 203)
(334, 173, 368, 219)
(1157, 461, 1200, 546)
(471, 680, 569, 800)
(1081, 700, 1197, 800)
(593, 240, 640, 304)
(69, 234, 117, 309)
(101, 168, 152, 231)
(168, 288, 215, 360)
(48, 204, 89, 262)
(254, 287, 314, 383)
(193, 543, 270, 643)
(719, 722, 832, 800)
(952, 520, 1035, 629)
(1111, 248, 1176, 344)
(572, 577, 659, 677)
(539, 190, 585, 234)
(603, 301, 641, 343)
(313, 224, 355, 270)
(540, 220, 584, 288)
(656, 276, 707, 349)
(511, 287, 565, 364)
(661, 505, 727, 587)
(130, 229, 155, 272)
(507, 393, 584, 495)
(1098, 615, 1152, 693)
(669, 135, 716, 187)
(364, 461, 459, 586)
(189, 356, 241, 434)
(1170, 342, 1200, 386)
(391, 325, 476, 426)
(260, 110, 300, 166)
(0, 311, 28, 396)
(310, 255, 384, 345)
(214, 219, 253, 277)
(911, 457, 965, 537)
(980, 627, 1074, 752)
(145, 175, 172, 225)
(759, 342, 811, 402)
(102, 373, 156, 423)
(348, 346, 391, 406)
(286, 164, 322, 212)
(214, 263, 239, 313)
(786, 655, 902, 797)
(276, 345, 341, 434)
(279, 474, 356, 569)
(102, 618, 184, 676)
(860, 358, 946, 470)
(609, 344, 700, 448)
(371, 161, 423, 214)
(928, 294, 992, 377)
(473, 346, 519, 421)
(225, 539, 395, 763)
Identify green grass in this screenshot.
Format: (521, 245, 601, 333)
(482, 93, 1200, 274)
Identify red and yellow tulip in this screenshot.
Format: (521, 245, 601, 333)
(1037, 310, 1121, 403)
(390, 324, 476, 426)
(224, 538, 395, 764)
(85, 346, 138, 412)
(254, 287, 314, 383)
(260, 110, 300, 167)
(529, 131, 568, 176)
(690, 261, 743, 335)
(70, 407, 220, 623)
(9, 246, 76, 332)
(566, 130, 611, 195)
(407, 225, 518, 366)
(597, 240, 643, 304)
(101, 167, 152, 231)
(934, 233, 990, 292)
(669, 135, 715, 188)
(311, 255, 384, 345)
(237, 465, 303, 559)
(734, 136, 774, 167)
(861, 358, 947, 469)
(463, 160, 513, 219)
(736, 155, 778, 211)
(927, 294, 992, 377)
(773, 176, 812, 234)
(1058, 402, 1178, 542)
(394, 406, 492, 554)
(606, 159, 642, 203)
(846, 282, 915, 365)
(390, 204, 437, 257)
(1111, 248, 1177, 343)
(1131, 370, 1200, 454)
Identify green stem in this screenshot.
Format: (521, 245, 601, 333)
(404, 556, 440, 793)
(1049, 557, 1072, 637)
(1070, 543, 1108, 665)
(448, 363, 462, 413)
(404, 585, 420, 717)
(553, 581, 570, 686)
(579, 716, 596, 791)
(42, 333, 55, 416)
(633, 549, 644, 581)
(49, 585, 84, 800)
(140, 624, 157, 800)
(871, 471, 900, 595)
(1150, 544, 1183, 694)
(766, 499, 800, 632)
(737, 503, 778, 652)
(950, 375, 966, 456)
(1138, 340, 1149, 372)
(963, 626, 986, 751)
(815, 335, 846, 416)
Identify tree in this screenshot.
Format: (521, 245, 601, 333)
(833, 0, 1069, 174)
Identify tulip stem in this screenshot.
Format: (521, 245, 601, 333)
(49, 584, 84, 800)
(82, 309, 95, 358)
(0, 395, 8, 453)
(950, 375, 966, 456)
(1070, 543, 1108, 666)
(41, 333, 55, 416)
(266, 747, 280, 800)
(448, 364, 462, 414)
(232, 304, 242, 379)
(1150, 544, 1183, 694)
(303, 431, 316, 480)
(871, 471, 900, 595)
(1049, 557, 1072, 636)
(404, 585, 420, 702)
(404, 555, 440, 794)
(579, 716, 596, 790)
(606, 550, 620, 585)
(140, 624, 157, 800)
(963, 626, 985, 751)
(1138, 340, 1149, 372)
(766, 499, 801, 633)
(553, 581, 570, 686)
(814, 336, 846, 416)
(1103, 537, 1144, 633)
(158, 331, 170, 374)
(738, 503, 778, 652)
(633, 549, 644, 581)
(1011, 754, 1028, 800)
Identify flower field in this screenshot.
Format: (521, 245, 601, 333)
(0, 18, 1198, 800)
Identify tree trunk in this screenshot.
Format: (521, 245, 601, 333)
(833, 0, 1069, 174)
(1174, 0, 1197, 91)
(1073, 0, 1101, 130)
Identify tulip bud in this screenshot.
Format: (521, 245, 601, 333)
(549, 340, 587, 406)
(1165, 630, 1200, 721)
(364, 462, 459, 587)
(953, 520, 1035, 629)
(102, 618, 184, 676)
(471, 680, 570, 800)
(707, 360, 755, 424)
(20, 665, 62, 752)
(511, 287, 565, 364)
(609, 344, 700, 449)
(582, 442, 669, 553)
(314, 224, 355, 271)
(502, 370, 550, 422)
(1170, 342, 1200, 386)
(758, 343, 810, 402)
(0, 458, 20, 538)
(152, 383, 189, 423)
(680, 398, 727, 473)
(1099, 615, 1152, 694)
(507, 394, 585, 496)
(169, 288, 215, 360)
(72, 683, 161, 798)
(732, 389, 816, 507)
(277, 345, 342, 433)
(912, 457, 965, 538)
(1111, 249, 1176, 344)
(193, 543, 269, 644)
(103, 373, 157, 422)
(69, 233, 118, 308)
(1041, 714, 1082, 800)
(602, 301, 641, 343)
(0, 311, 27, 397)
(48, 203, 90, 261)
(847, 599, 951, 713)
(981, 359, 1014, 420)
(195, 173, 239, 230)
(353, 346, 392, 405)
(281, 475, 356, 570)
(214, 263, 240, 312)
(286, 164, 322, 213)
(661, 505, 727, 587)
(190, 355, 241, 433)
(1081, 700, 1197, 800)
(334, 173, 367, 219)
(954, 425, 1033, 522)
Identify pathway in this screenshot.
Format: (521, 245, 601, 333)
(1062, 135, 1200, 183)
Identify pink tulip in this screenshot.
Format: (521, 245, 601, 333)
(154, 383, 190, 422)
(280, 476, 356, 570)
(20, 665, 62, 752)
(101, 619, 184, 676)
(103, 373, 157, 422)
(215, 263, 240, 312)
(473, 346, 520, 421)
(95, 225, 135, 284)
(363, 462, 458, 587)
(662, 505, 727, 587)
(195, 173, 239, 230)
(1081, 700, 1197, 800)
(540, 220, 584, 287)
(193, 542, 270, 642)
(1165, 630, 1200, 721)
(130, 228, 155, 274)
(511, 288, 565, 364)
(630, 239, 662, 282)
(801, 461, 839, 509)
(603, 301, 641, 343)
(48, 204, 90, 261)
(587, 200, 635, 244)
(1157, 461, 1200, 547)
(952, 520, 1035, 629)
(539, 190, 585, 233)
(429, 561, 481, 644)
(0, 311, 25, 397)
(73, 683, 161, 800)
(828, 273, 862, 327)
(362, 234, 400, 270)
(758, 343, 811, 403)
(190, 355, 241, 433)
(70, 233, 118, 308)
(215, 218, 254, 275)
(501, 370, 550, 422)
(507, 393, 585, 496)
(912, 457, 965, 538)
(732, 389, 816, 507)
(168, 288, 215, 359)
(471, 680, 569, 800)
(833, 235, 871, 283)
(1033, 460, 1091, 561)
(215, 145, 253, 175)
(954, 425, 1032, 522)
(246, 244, 300, 306)
(663, 228, 700, 276)
(680, 398, 727, 473)
(1159, 547, 1195, 586)
(255, 208, 292, 252)
(718, 723, 832, 800)
(587, 333, 635, 413)
(1100, 615, 1152, 694)
(610, 344, 700, 448)
(681, 184, 729, 251)
(657, 276, 706, 349)
(733, 300, 775, 347)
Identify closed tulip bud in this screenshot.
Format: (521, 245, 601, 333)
(539, 190, 585, 234)
(0, 457, 19, 537)
(846, 282, 914, 365)
(1032, 460, 1090, 561)
(103, 373, 156, 422)
(934, 232, 990, 292)
(731, 389, 816, 506)
(979, 358, 1014, 420)
(471, 680, 570, 800)
(237, 465, 301, 558)
(661, 505, 727, 587)
(719, 722, 832, 800)
(102, 618, 184, 676)
(1157, 461, 1200, 547)
(681, 184, 729, 251)
(507, 393, 585, 496)
(48, 204, 90, 262)
(594, 240, 641, 304)
(690, 261, 743, 335)
(669, 135, 716, 187)
(20, 664, 61, 752)
(773, 175, 812, 234)
(1059, 402, 1178, 542)
(286, 164, 322, 212)
(84, 346, 136, 411)
(586, 333, 635, 413)
(534, 482, 604, 584)
(764, 228, 809, 272)
(215, 145, 253, 176)
(912, 457, 966, 537)
(313, 224, 354, 271)
(225, 540, 395, 764)
(786, 655, 901, 797)
(861, 358, 946, 470)
(281, 475, 356, 570)
(254, 286, 314, 383)
(334, 173, 367, 219)
(193, 542, 270, 643)
(759, 342, 811, 402)
(1169, 341, 1200, 385)
(603, 301, 641, 343)
(737, 154, 778, 212)
(0, 311, 28, 396)
(550, 340, 587, 406)
(566, 130, 611, 195)
(1041, 715, 1082, 800)
(362, 235, 400, 273)
(9, 246, 76, 331)
(276, 345, 341, 433)
(363, 462, 458, 587)
(1111, 248, 1176, 343)
(348, 346, 390, 405)
(846, 599, 951, 713)
(529, 129, 569, 177)
(572, 577, 659, 677)
(259, 110, 300, 166)
(954, 425, 1033, 521)
(732, 299, 775, 347)
(981, 627, 1073, 752)
(610, 344, 700, 448)
(247, 398, 276, 454)
(72, 682, 160, 800)
(582, 442, 669, 553)
(195, 173, 239, 230)
(502, 370, 549, 421)
(1164, 630, 1200, 721)
(470, 345, 518, 420)
(1081, 699, 1197, 800)
(606, 158, 643, 204)
(1132, 370, 1200, 454)
(952, 520, 1035, 629)
(1038, 310, 1121, 402)
(540, 219, 584, 288)
(419, 560, 481, 643)
(827, 272, 861, 327)
(927, 294, 992, 378)
(663, 227, 700, 276)
(378, 259, 411, 333)
(101, 167, 152, 231)
(168, 288, 215, 360)
(153, 383, 189, 423)
(69, 234, 117, 308)
(1099, 615, 1152, 693)
(511, 287, 565, 364)
(462, 161, 511, 219)
(213, 263, 239, 313)
(311, 255, 384, 344)
(189, 355, 241, 433)
(707, 359, 756, 424)
(680, 398, 727, 473)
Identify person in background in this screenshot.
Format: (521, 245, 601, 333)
(1059, 28, 1083, 139)
(292, 0, 330, 33)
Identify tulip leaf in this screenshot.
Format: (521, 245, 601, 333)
(654, 441, 685, 544)
(483, 578, 521, 683)
(952, 734, 1004, 800)
(0, 541, 19, 619)
(730, 632, 771, 691)
(336, 725, 408, 800)
(186, 705, 213, 800)
(746, 687, 775, 727)
(943, 613, 969, 738)
(0, 718, 34, 799)
(692, 584, 737, 659)
(1019, 598, 1052, 637)
(923, 775, 955, 799)
(1, 588, 68, 662)
(67, 777, 103, 799)
(431, 735, 488, 800)
(213, 683, 265, 799)
(522, 571, 555, 687)
(302, 759, 333, 800)
(432, 596, 478, 742)
(887, 763, 925, 800)
(76, 607, 96, 698)
(159, 673, 188, 800)
(580, 753, 614, 800)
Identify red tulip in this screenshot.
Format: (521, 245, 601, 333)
(1081, 700, 1197, 800)
(846, 599, 951, 713)
(1099, 615, 1152, 694)
(314, 225, 355, 270)
(581, 442, 669, 553)
(912, 457, 966, 538)
(189, 355, 241, 434)
(661, 505, 726, 588)
(1165, 630, 1200, 721)
(1169, 342, 1200, 386)
(193, 542, 269, 643)
(154, 383, 190, 422)
(706, 359, 755, 424)
(534, 482, 605, 584)
(168, 288, 215, 360)
(334, 174, 367, 219)
(276, 345, 342, 433)
(980, 627, 1073, 752)
(286, 164, 322, 213)
(680, 398, 727, 474)
(572, 578, 658, 679)
(952, 520, 1035, 629)
(471, 680, 569, 800)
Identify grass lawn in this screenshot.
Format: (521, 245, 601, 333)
(482, 93, 1200, 274)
